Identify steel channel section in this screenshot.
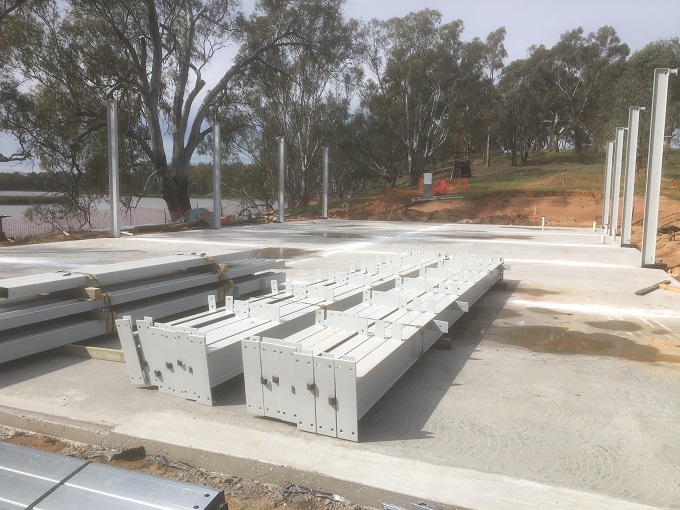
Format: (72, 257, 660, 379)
(602, 140, 615, 231)
(642, 68, 678, 266)
(0, 319, 108, 363)
(0, 297, 104, 331)
(621, 106, 643, 246)
(609, 127, 626, 240)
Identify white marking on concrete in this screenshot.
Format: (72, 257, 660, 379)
(0, 256, 79, 268)
(505, 257, 637, 270)
(113, 410, 660, 510)
(124, 237, 261, 248)
(445, 238, 613, 249)
(510, 299, 680, 320)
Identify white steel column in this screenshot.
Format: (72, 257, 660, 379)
(322, 146, 329, 219)
(642, 68, 678, 266)
(278, 137, 285, 223)
(107, 99, 120, 238)
(620, 107, 643, 246)
(602, 140, 615, 231)
(610, 127, 626, 240)
(212, 122, 221, 230)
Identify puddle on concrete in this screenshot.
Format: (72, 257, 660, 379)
(439, 234, 533, 241)
(302, 232, 365, 239)
(496, 309, 522, 319)
(586, 320, 642, 332)
(491, 326, 680, 363)
(516, 287, 562, 297)
(245, 247, 317, 259)
(528, 307, 571, 316)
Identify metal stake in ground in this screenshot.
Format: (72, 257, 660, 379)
(642, 68, 678, 267)
(621, 106, 644, 247)
(107, 99, 120, 238)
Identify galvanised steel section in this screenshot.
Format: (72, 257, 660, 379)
(609, 127, 626, 240)
(243, 254, 504, 441)
(118, 252, 450, 404)
(602, 140, 615, 231)
(322, 146, 329, 219)
(642, 68, 678, 266)
(107, 99, 120, 238)
(0, 442, 226, 510)
(212, 122, 221, 230)
(621, 106, 644, 246)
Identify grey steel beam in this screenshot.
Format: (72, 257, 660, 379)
(602, 140, 615, 231)
(0, 319, 109, 363)
(212, 122, 221, 230)
(642, 68, 678, 267)
(0, 298, 104, 332)
(107, 99, 120, 238)
(621, 106, 644, 246)
(609, 127, 626, 240)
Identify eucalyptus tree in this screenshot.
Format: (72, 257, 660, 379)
(497, 58, 547, 166)
(233, 0, 361, 206)
(362, 9, 486, 185)
(5, 0, 342, 217)
(550, 26, 629, 152)
(615, 38, 680, 152)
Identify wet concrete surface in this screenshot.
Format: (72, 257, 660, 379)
(488, 325, 680, 363)
(0, 220, 678, 510)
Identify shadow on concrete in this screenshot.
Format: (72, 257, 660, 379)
(359, 280, 519, 443)
(211, 374, 247, 406)
(0, 352, 88, 389)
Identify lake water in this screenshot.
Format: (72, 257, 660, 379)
(0, 191, 247, 239)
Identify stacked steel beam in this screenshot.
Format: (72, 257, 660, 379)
(0, 251, 285, 363)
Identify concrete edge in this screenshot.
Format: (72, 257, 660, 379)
(0, 405, 460, 510)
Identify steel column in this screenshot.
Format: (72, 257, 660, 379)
(106, 99, 120, 238)
(602, 140, 615, 231)
(642, 68, 678, 266)
(212, 122, 221, 229)
(621, 106, 644, 246)
(278, 136, 285, 223)
(322, 146, 329, 219)
(610, 127, 626, 240)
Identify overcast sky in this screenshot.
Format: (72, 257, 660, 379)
(343, 0, 680, 61)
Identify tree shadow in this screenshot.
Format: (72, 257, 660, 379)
(359, 280, 519, 442)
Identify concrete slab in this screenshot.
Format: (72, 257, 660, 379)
(1, 220, 679, 510)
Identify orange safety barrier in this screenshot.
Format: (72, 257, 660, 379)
(418, 177, 470, 197)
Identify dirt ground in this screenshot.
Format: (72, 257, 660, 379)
(0, 426, 375, 510)
(317, 189, 680, 278)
